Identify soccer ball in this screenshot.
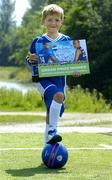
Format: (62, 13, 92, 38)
(42, 143, 68, 168)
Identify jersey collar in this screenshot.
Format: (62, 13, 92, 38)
(43, 33, 62, 42)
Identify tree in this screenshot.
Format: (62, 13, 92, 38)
(47, 0, 112, 99)
(28, 0, 47, 11)
(11, 0, 112, 100)
(0, 0, 15, 32)
(0, 0, 16, 66)
(12, 1, 46, 66)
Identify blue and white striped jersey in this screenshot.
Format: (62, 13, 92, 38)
(29, 33, 71, 89)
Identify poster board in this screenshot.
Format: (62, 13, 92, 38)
(36, 39, 90, 77)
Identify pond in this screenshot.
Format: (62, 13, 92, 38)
(0, 81, 37, 94)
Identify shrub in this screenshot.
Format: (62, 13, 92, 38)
(0, 86, 111, 112)
(66, 85, 111, 112)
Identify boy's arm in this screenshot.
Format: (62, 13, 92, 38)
(26, 38, 38, 66)
(72, 72, 81, 77)
(27, 53, 38, 64)
(74, 49, 81, 62)
(50, 56, 56, 62)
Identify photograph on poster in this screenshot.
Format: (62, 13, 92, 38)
(35, 39, 90, 77)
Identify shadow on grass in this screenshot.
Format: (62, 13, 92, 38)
(100, 132, 112, 136)
(6, 164, 68, 177)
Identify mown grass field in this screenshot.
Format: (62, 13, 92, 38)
(0, 115, 45, 124)
(0, 133, 112, 180)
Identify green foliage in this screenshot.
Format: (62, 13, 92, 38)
(9, 67, 31, 83)
(63, 0, 112, 100)
(66, 85, 111, 112)
(0, 0, 16, 66)
(0, 115, 44, 124)
(0, 67, 31, 82)
(0, 66, 31, 83)
(0, 0, 15, 32)
(11, 11, 44, 66)
(0, 86, 111, 112)
(48, 0, 112, 100)
(0, 88, 45, 111)
(11, 0, 47, 66)
(28, 0, 47, 11)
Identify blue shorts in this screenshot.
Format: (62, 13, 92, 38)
(37, 78, 66, 117)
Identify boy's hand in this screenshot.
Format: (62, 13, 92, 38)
(28, 53, 38, 64)
(72, 72, 81, 77)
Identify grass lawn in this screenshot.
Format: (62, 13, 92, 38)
(0, 133, 112, 180)
(0, 115, 45, 124)
(0, 66, 31, 82)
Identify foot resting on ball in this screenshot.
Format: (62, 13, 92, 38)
(47, 129, 62, 144)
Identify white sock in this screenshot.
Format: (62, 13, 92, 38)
(49, 100, 62, 131)
(44, 123, 49, 145)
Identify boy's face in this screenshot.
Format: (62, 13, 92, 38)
(43, 13, 63, 34)
(73, 41, 80, 48)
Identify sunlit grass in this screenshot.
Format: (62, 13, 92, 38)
(0, 66, 31, 82)
(0, 85, 111, 112)
(0, 133, 112, 180)
(0, 115, 45, 124)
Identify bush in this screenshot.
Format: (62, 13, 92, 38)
(66, 85, 111, 112)
(9, 67, 31, 83)
(0, 86, 111, 112)
(0, 88, 45, 111)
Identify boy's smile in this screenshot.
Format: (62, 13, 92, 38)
(43, 14, 63, 37)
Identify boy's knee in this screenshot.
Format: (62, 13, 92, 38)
(53, 92, 64, 103)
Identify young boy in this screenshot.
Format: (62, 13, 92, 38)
(73, 40, 87, 62)
(26, 4, 79, 145)
(38, 42, 56, 64)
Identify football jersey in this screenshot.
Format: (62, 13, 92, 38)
(77, 47, 87, 61)
(29, 33, 71, 88)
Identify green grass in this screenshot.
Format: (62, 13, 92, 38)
(0, 86, 111, 112)
(0, 67, 18, 81)
(0, 66, 31, 82)
(66, 86, 111, 112)
(0, 88, 45, 111)
(0, 115, 45, 124)
(0, 67, 112, 112)
(0, 133, 112, 180)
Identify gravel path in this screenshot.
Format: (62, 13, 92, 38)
(0, 112, 112, 133)
(0, 124, 112, 133)
(1, 111, 112, 120)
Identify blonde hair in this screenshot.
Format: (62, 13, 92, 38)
(42, 4, 64, 21)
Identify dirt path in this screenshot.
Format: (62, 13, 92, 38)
(0, 124, 112, 133)
(0, 112, 112, 133)
(0, 111, 112, 120)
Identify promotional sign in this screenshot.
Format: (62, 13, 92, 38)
(36, 39, 90, 77)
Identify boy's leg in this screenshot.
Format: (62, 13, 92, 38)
(49, 92, 64, 129)
(37, 79, 65, 144)
(44, 113, 49, 145)
(47, 92, 64, 144)
(44, 123, 49, 145)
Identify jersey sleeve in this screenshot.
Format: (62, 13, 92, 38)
(26, 38, 38, 68)
(30, 38, 38, 53)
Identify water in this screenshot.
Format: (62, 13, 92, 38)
(0, 81, 36, 94)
